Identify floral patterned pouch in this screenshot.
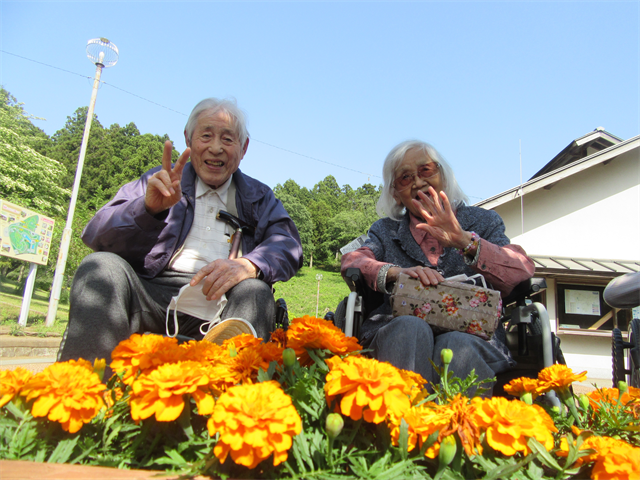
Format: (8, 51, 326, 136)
(390, 273, 502, 340)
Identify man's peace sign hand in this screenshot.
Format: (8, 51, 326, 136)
(144, 141, 191, 216)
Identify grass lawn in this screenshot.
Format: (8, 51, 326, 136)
(0, 277, 69, 336)
(273, 266, 351, 320)
(0, 265, 350, 336)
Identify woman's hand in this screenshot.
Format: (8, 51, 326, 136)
(411, 187, 472, 250)
(387, 265, 445, 286)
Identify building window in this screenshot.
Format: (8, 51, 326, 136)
(557, 283, 629, 333)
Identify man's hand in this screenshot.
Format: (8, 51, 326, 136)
(145, 141, 191, 216)
(190, 258, 259, 300)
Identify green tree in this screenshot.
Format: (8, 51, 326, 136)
(0, 88, 71, 283)
(276, 193, 315, 265)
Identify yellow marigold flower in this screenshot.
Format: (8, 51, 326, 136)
(110, 334, 184, 384)
(472, 397, 557, 456)
(536, 364, 587, 394)
(208, 380, 302, 469)
(503, 376, 541, 400)
(20, 359, 105, 433)
(269, 328, 287, 348)
(0, 367, 33, 408)
(129, 360, 214, 422)
(324, 355, 411, 424)
(286, 316, 362, 366)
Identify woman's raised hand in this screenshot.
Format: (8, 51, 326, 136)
(145, 140, 191, 216)
(412, 187, 470, 250)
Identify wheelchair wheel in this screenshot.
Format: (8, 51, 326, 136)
(629, 318, 640, 388)
(275, 298, 289, 330)
(333, 297, 347, 332)
(612, 328, 627, 386)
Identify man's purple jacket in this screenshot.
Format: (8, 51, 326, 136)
(81, 162, 303, 284)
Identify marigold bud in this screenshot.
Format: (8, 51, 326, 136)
(228, 342, 237, 357)
(520, 392, 533, 405)
(283, 348, 297, 367)
(618, 381, 628, 395)
(440, 348, 453, 365)
(325, 413, 344, 439)
(438, 435, 457, 467)
(93, 358, 106, 382)
(578, 394, 590, 411)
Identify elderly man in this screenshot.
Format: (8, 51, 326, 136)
(58, 97, 303, 367)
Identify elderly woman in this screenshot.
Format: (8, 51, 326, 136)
(341, 140, 535, 394)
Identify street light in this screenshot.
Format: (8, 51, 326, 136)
(46, 38, 119, 326)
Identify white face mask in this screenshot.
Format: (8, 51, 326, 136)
(165, 282, 228, 338)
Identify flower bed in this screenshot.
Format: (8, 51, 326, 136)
(1, 315, 639, 479)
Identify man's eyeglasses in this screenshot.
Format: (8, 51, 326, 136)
(393, 163, 440, 191)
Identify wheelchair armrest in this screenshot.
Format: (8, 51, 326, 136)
(502, 277, 547, 307)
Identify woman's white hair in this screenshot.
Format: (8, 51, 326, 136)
(184, 97, 249, 146)
(376, 140, 469, 220)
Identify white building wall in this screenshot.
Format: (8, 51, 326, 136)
(495, 149, 640, 260)
(489, 147, 639, 384)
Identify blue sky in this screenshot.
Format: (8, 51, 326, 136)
(1, 1, 638, 203)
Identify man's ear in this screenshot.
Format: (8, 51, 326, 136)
(241, 138, 250, 157)
(184, 130, 190, 148)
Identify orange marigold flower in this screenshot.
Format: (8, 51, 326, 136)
(129, 360, 214, 422)
(432, 394, 483, 458)
(20, 359, 105, 433)
(389, 402, 448, 455)
(472, 397, 557, 456)
(222, 334, 262, 353)
(0, 367, 33, 408)
(180, 339, 229, 365)
(207, 343, 280, 391)
(269, 328, 287, 348)
(324, 355, 411, 424)
(503, 376, 541, 400)
(110, 334, 184, 384)
(591, 439, 640, 480)
(286, 316, 362, 366)
(208, 380, 302, 469)
(587, 386, 640, 412)
(536, 364, 587, 394)
(558, 434, 640, 479)
(398, 368, 428, 403)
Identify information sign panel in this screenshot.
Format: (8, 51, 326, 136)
(0, 199, 56, 266)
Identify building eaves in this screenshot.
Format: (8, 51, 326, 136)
(475, 135, 640, 210)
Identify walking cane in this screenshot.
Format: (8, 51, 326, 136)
(217, 210, 255, 259)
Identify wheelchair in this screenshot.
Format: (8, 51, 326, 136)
(327, 268, 564, 405)
(607, 272, 640, 388)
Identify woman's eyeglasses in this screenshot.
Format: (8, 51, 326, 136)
(393, 163, 439, 191)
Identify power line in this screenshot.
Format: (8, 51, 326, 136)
(2, 49, 380, 180)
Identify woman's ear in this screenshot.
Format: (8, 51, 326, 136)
(392, 189, 402, 205)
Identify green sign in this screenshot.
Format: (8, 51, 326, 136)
(0, 199, 55, 266)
